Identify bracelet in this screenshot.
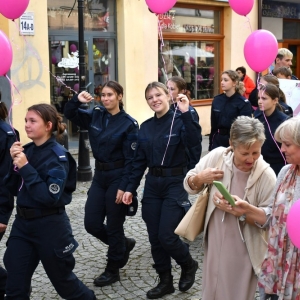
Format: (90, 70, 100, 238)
(190, 176, 199, 190)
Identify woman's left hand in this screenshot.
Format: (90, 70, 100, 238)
(115, 189, 124, 204)
(213, 192, 249, 217)
(176, 93, 189, 113)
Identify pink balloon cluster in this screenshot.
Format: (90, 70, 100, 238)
(0, 31, 13, 76)
(244, 30, 278, 73)
(287, 200, 300, 249)
(0, 0, 30, 76)
(229, 0, 254, 17)
(229, 0, 278, 73)
(146, 0, 177, 14)
(0, 0, 30, 20)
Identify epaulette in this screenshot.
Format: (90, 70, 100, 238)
(94, 105, 105, 112)
(244, 99, 250, 103)
(51, 144, 68, 161)
(125, 114, 138, 127)
(0, 122, 14, 136)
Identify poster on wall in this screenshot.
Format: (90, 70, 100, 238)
(279, 79, 300, 116)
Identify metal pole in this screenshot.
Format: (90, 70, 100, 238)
(77, 0, 92, 181)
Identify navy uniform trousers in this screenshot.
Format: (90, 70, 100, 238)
(84, 167, 127, 262)
(141, 173, 190, 272)
(4, 212, 95, 300)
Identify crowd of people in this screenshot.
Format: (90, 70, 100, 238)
(0, 47, 299, 300)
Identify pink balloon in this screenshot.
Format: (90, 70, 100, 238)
(73, 83, 79, 92)
(145, 0, 177, 14)
(229, 0, 254, 16)
(51, 56, 57, 65)
(70, 44, 77, 53)
(244, 30, 278, 73)
(287, 200, 300, 248)
(0, 0, 30, 20)
(0, 30, 13, 76)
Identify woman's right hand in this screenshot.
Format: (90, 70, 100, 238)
(195, 168, 224, 185)
(10, 142, 24, 159)
(122, 192, 133, 205)
(78, 91, 94, 103)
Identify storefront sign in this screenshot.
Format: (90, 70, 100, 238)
(60, 73, 79, 82)
(262, 0, 300, 19)
(279, 79, 300, 116)
(20, 12, 34, 36)
(183, 24, 214, 33)
(58, 52, 79, 68)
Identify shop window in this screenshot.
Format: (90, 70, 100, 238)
(47, 0, 115, 32)
(158, 6, 222, 103)
(283, 20, 300, 39)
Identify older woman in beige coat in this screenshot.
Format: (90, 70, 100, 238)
(183, 116, 277, 300)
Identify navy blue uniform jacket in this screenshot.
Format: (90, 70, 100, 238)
(209, 92, 252, 150)
(4, 136, 76, 209)
(0, 121, 19, 224)
(126, 109, 202, 193)
(254, 108, 289, 165)
(170, 103, 202, 169)
(64, 96, 138, 191)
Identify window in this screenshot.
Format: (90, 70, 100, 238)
(158, 6, 223, 103)
(48, 0, 115, 32)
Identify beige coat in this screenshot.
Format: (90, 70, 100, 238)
(183, 147, 276, 275)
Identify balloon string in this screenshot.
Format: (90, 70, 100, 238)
(157, 16, 178, 165)
(5, 75, 21, 141)
(245, 16, 253, 33)
(258, 81, 287, 166)
(11, 20, 78, 95)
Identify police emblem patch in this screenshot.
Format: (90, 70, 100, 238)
(131, 142, 137, 150)
(49, 183, 60, 194)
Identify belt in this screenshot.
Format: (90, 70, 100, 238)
(95, 160, 125, 171)
(218, 128, 230, 135)
(149, 167, 186, 177)
(16, 206, 65, 220)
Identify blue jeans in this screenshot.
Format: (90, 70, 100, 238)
(259, 287, 279, 300)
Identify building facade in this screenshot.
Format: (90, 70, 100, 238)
(4, 0, 288, 145)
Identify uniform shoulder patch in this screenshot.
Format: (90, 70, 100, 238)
(125, 115, 138, 127)
(52, 144, 68, 161)
(0, 122, 14, 136)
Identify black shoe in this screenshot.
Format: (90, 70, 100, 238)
(146, 270, 175, 299)
(93, 270, 120, 287)
(178, 256, 198, 292)
(119, 238, 136, 268)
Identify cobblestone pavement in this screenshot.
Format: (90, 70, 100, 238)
(0, 137, 260, 299)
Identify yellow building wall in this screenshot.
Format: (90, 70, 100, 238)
(117, 0, 157, 125)
(0, 0, 50, 144)
(223, 3, 258, 83)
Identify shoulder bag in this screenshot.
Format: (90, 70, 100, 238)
(174, 155, 223, 241)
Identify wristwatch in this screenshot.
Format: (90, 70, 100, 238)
(239, 214, 246, 222)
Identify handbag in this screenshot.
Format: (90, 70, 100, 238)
(174, 185, 210, 241)
(174, 155, 223, 241)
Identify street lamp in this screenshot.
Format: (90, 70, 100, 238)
(77, 0, 92, 181)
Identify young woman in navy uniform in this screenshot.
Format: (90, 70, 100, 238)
(167, 76, 202, 169)
(122, 82, 201, 299)
(64, 81, 138, 287)
(209, 70, 252, 151)
(4, 104, 96, 299)
(0, 98, 19, 300)
(255, 83, 289, 175)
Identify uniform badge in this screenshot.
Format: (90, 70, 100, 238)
(49, 183, 60, 194)
(131, 142, 137, 150)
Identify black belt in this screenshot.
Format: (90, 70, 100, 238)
(218, 128, 230, 135)
(149, 167, 186, 177)
(95, 160, 125, 171)
(16, 206, 65, 220)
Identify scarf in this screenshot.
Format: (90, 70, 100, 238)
(259, 165, 300, 300)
